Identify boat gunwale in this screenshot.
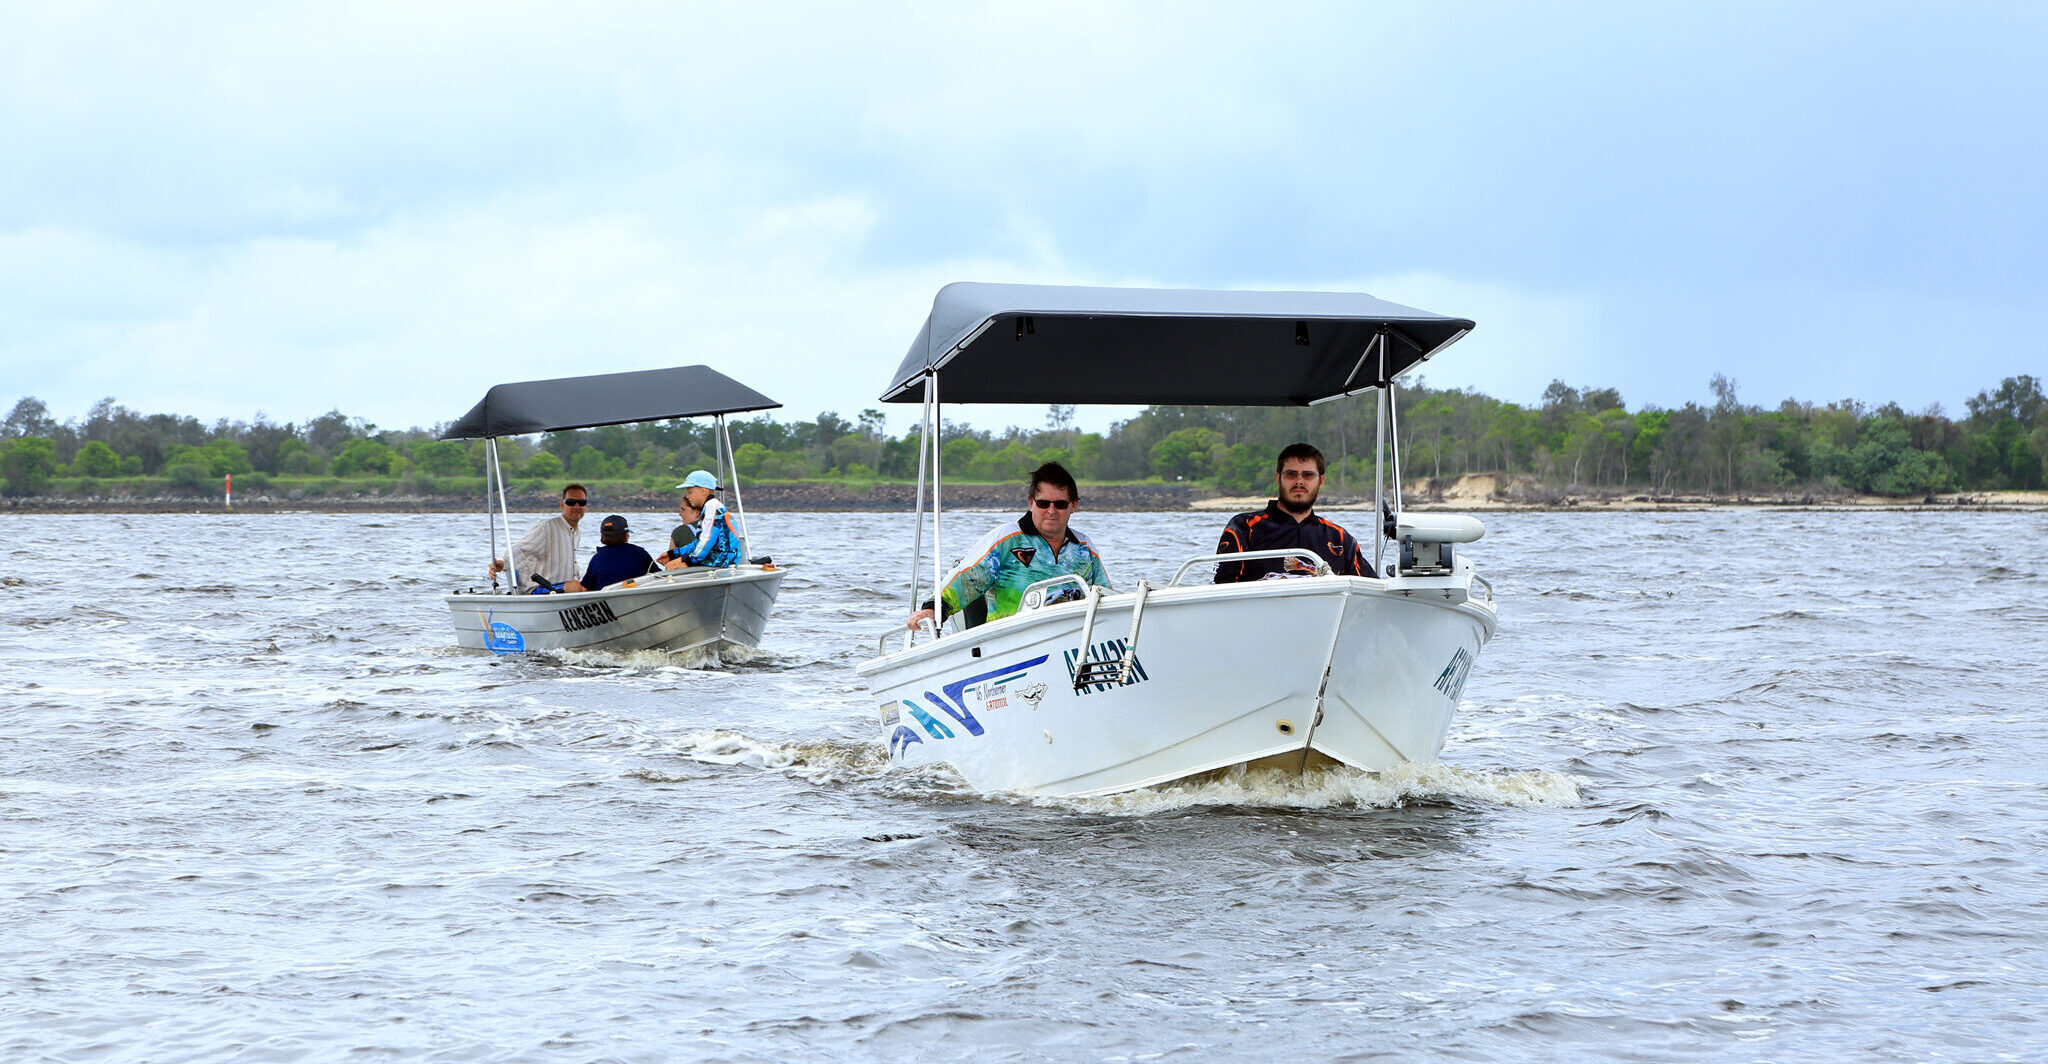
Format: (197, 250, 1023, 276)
(855, 571, 1495, 678)
(442, 564, 785, 609)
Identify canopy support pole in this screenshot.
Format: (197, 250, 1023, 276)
(909, 385, 931, 622)
(717, 414, 751, 559)
(930, 372, 944, 641)
(488, 438, 518, 591)
(1387, 376, 1404, 578)
(485, 439, 500, 588)
(1374, 338, 1388, 577)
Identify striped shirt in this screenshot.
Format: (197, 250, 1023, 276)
(504, 514, 581, 591)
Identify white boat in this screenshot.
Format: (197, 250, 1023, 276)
(439, 365, 787, 656)
(855, 283, 1498, 797)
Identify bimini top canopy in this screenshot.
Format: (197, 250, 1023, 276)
(881, 282, 1474, 406)
(441, 365, 780, 440)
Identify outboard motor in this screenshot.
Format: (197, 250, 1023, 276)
(1395, 513, 1486, 575)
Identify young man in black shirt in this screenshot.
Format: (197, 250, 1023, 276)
(1213, 443, 1374, 582)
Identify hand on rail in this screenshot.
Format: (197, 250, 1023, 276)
(907, 607, 936, 631)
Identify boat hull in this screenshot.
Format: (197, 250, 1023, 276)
(445, 565, 784, 654)
(855, 574, 1494, 797)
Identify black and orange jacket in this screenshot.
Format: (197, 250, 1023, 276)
(1213, 501, 1375, 582)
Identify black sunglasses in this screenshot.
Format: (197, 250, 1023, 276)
(1031, 498, 1072, 510)
(562, 499, 588, 506)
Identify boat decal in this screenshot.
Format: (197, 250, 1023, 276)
(1062, 638, 1149, 695)
(888, 725, 924, 759)
(923, 654, 1050, 737)
(481, 610, 525, 655)
(892, 654, 1053, 748)
(1017, 682, 1047, 707)
(558, 600, 619, 632)
(1433, 646, 1473, 702)
(907, 704, 955, 739)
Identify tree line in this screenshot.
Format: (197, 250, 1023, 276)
(4, 374, 2044, 498)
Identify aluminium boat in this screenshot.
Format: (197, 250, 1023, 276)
(856, 283, 1497, 797)
(440, 365, 786, 656)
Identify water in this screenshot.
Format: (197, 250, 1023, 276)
(3, 509, 2044, 1063)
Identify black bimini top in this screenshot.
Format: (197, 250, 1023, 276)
(441, 366, 780, 440)
(881, 282, 1475, 406)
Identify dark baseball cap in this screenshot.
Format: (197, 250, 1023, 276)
(600, 514, 629, 533)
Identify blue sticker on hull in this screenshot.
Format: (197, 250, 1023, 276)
(888, 725, 924, 759)
(484, 613, 525, 655)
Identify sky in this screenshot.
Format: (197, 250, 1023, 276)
(3, 1, 2044, 436)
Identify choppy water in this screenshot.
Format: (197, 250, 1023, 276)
(3, 508, 2045, 1063)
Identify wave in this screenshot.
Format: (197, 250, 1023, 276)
(532, 641, 772, 671)
(1053, 760, 1583, 815)
(629, 730, 1580, 813)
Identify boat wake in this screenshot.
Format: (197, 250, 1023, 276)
(631, 729, 902, 788)
(630, 728, 1579, 813)
(1051, 760, 1583, 815)
(534, 641, 771, 671)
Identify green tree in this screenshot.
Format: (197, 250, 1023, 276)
(733, 442, 770, 478)
(0, 437, 58, 495)
(277, 438, 324, 475)
(971, 441, 1036, 482)
(826, 433, 871, 474)
(410, 440, 470, 476)
(2, 398, 56, 438)
(1068, 433, 1104, 477)
(523, 451, 564, 479)
(331, 438, 398, 477)
(569, 445, 610, 479)
(1149, 427, 1222, 480)
(1214, 442, 1271, 494)
(165, 457, 213, 488)
(199, 438, 254, 477)
(941, 437, 983, 477)
(72, 440, 122, 478)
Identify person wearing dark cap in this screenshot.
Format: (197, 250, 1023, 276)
(567, 514, 658, 592)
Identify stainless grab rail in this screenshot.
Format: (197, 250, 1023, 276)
(1020, 573, 1089, 610)
(876, 616, 938, 656)
(1170, 549, 1332, 586)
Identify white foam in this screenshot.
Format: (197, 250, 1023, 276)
(656, 729, 891, 783)
(536, 642, 755, 672)
(637, 728, 1579, 814)
(1049, 760, 1583, 815)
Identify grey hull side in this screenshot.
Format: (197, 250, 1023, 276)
(445, 566, 785, 654)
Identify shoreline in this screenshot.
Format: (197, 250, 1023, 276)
(7, 485, 2046, 515)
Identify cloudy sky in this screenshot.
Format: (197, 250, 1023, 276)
(4, 2, 2043, 435)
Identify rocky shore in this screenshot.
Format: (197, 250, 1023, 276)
(5, 474, 2044, 514)
(0, 481, 1211, 514)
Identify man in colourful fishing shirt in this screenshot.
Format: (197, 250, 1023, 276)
(906, 462, 1112, 631)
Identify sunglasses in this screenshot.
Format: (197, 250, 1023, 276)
(562, 499, 588, 506)
(1031, 498, 1072, 510)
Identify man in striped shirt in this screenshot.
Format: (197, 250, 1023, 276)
(488, 482, 588, 592)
